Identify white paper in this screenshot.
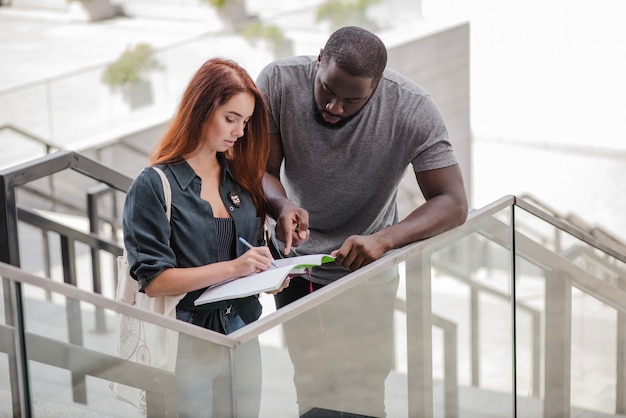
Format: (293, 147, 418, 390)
(194, 254, 335, 306)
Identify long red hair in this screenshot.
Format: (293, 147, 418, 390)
(151, 58, 270, 216)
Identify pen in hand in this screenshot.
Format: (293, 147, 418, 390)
(238, 236, 278, 268)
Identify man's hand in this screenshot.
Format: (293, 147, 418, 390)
(331, 234, 390, 271)
(262, 155, 311, 255)
(266, 276, 291, 295)
(275, 203, 310, 254)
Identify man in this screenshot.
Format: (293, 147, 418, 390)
(257, 26, 468, 417)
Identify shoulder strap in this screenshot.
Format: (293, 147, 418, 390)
(152, 166, 171, 221)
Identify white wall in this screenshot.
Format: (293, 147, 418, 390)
(422, 0, 626, 241)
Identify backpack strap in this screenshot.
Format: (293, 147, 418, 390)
(152, 166, 171, 222)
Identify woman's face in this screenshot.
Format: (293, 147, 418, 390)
(204, 92, 255, 152)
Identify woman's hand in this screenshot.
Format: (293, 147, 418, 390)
(232, 246, 275, 278)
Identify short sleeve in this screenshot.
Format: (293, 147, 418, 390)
(407, 95, 458, 172)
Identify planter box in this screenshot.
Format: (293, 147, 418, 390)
(124, 79, 154, 110)
(68, 0, 117, 22)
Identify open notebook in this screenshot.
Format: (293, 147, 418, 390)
(194, 254, 336, 306)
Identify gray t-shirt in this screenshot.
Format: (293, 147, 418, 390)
(257, 56, 458, 283)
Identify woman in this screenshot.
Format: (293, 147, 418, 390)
(122, 58, 279, 417)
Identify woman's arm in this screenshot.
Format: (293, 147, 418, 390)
(143, 246, 274, 297)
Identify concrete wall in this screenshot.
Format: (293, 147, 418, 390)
(384, 21, 472, 209)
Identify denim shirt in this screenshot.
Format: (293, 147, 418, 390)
(122, 155, 263, 314)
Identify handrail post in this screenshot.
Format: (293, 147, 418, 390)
(0, 168, 32, 417)
(543, 271, 571, 417)
(87, 186, 106, 333)
(406, 250, 434, 417)
(470, 286, 480, 387)
(60, 235, 87, 404)
(432, 315, 459, 418)
(531, 311, 541, 397)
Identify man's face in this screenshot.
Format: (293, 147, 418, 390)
(313, 57, 377, 128)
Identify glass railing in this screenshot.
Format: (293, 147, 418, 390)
(513, 201, 626, 417)
(3, 190, 625, 417)
(0, 262, 232, 417)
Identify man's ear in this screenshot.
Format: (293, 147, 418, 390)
(370, 77, 381, 92)
(317, 49, 324, 67)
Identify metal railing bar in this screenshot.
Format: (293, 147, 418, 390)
(18, 329, 179, 416)
(18, 207, 122, 256)
(561, 245, 623, 283)
(520, 193, 626, 255)
(87, 184, 116, 332)
(434, 259, 542, 397)
(515, 196, 626, 264)
(0, 261, 234, 347)
(433, 261, 540, 316)
(395, 297, 459, 417)
(0, 150, 132, 192)
(479, 215, 626, 313)
(0, 124, 59, 150)
(431, 315, 458, 418)
(59, 234, 88, 403)
(18, 184, 85, 214)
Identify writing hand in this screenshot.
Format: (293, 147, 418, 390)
(236, 245, 274, 277)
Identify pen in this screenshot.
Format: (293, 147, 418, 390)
(238, 236, 277, 267)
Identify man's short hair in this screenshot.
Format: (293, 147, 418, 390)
(321, 26, 387, 80)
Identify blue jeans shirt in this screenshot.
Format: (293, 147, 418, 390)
(122, 157, 263, 315)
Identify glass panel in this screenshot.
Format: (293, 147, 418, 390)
(257, 206, 515, 417)
(515, 206, 626, 417)
(429, 207, 514, 417)
(0, 84, 51, 143)
(0, 125, 52, 170)
(260, 264, 403, 417)
(570, 288, 617, 413)
(19, 281, 242, 417)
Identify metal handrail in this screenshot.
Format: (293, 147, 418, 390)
(516, 196, 626, 264)
(0, 323, 178, 416)
(0, 124, 60, 153)
(3, 151, 626, 416)
(0, 150, 134, 415)
(4, 197, 626, 415)
(231, 196, 516, 345)
(519, 193, 626, 256)
(0, 261, 235, 344)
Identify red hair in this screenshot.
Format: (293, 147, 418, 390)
(151, 58, 270, 216)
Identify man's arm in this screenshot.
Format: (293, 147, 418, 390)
(332, 163, 468, 270)
(263, 133, 310, 254)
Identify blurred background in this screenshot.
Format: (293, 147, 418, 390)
(1, 2, 625, 416)
(1, 0, 625, 241)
